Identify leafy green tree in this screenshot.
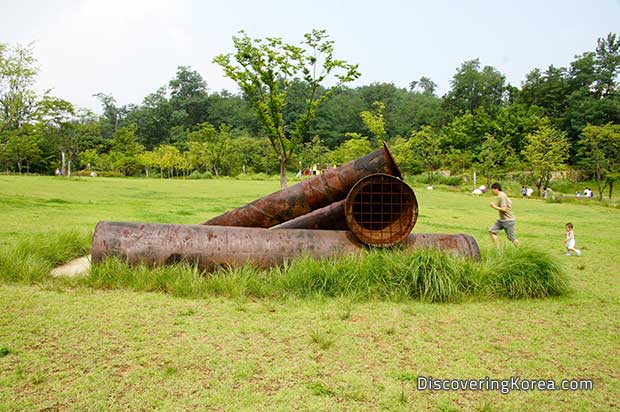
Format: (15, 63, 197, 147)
(406, 126, 443, 184)
(311, 87, 366, 148)
(521, 125, 569, 196)
(330, 133, 372, 164)
(154, 145, 181, 178)
(109, 124, 144, 176)
(578, 123, 620, 199)
(360, 101, 386, 146)
(441, 108, 493, 154)
(391, 126, 443, 182)
(93, 93, 127, 138)
(214, 29, 360, 187)
(492, 104, 547, 155)
(476, 134, 517, 185)
(519, 65, 569, 122)
(296, 135, 331, 170)
(409, 76, 437, 95)
(128, 87, 174, 149)
(168, 66, 209, 128)
(3, 125, 41, 173)
(0, 43, 38, 131)
(443, 59, 508, 118)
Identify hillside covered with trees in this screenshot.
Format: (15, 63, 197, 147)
(1, 32, 619, 197)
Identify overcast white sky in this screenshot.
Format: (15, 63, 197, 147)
(1, 0, 619, 113)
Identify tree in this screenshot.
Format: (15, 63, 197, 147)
(476, 133, 516, 185)
(168, 66, 209, 129)
(521, 125, 569, 196)
(109, 124, 144, 176)
(409, 76, 437, 95)
(154, 145, 181, 178)
(330, 133, 372, 164)
(360, 101, 386, 146)
(93, 93, 126, 138)
(578, 123, 620, 200)
(443, 59, 508, 118)
(296, 135, 331, 170)
(592, 33, 620, 98)
(394, 126, 443, 183)
(0, 43, 38, 132)
(214, 29, 360, 187)
(3, 125, 41, 173)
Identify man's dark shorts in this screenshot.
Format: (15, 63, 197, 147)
(489, 219, 517, 241)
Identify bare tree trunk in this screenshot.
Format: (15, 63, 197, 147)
(279, 158, 287, 188)
(609, 181, 614, 200)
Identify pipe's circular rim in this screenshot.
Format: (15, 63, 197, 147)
(345, 173, 418, 247)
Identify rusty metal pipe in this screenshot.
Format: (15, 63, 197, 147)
(344, 173, 418, 247)
(273, 200, 349, 230)
(202, 142, 401, 228)
(92, 221, 480, 272)
(92, 221, 362, 271)
(274, 174, 419, 247)
(401, 233, 480, 260)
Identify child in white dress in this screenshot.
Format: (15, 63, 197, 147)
(564, 223, 581, 256)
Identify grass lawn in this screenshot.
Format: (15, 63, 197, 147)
(1, 175, 619, 411)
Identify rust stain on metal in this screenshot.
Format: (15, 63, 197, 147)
(202, 142, 402, 228)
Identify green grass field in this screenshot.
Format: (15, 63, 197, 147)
(1, 175, 619, 411)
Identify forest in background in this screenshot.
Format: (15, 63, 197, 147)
(1, 32, 619, 197)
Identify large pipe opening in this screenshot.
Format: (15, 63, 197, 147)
(345, 174, 418, 247)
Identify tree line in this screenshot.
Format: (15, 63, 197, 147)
(1, 32, 619, 198)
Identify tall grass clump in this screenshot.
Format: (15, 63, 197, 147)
(479, 246, 570, 299)
(276, 249, 467, 302)
(0, 230, 91, 283)
(86, 258, 211, 298)
(1, 229, 569, 302)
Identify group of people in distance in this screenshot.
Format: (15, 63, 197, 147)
(576, 188, 594, 198)
(488, 183, 582, 257)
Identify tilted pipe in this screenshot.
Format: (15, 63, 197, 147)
(273, 200, 349, 230)
(202, 142, 401, 228)
(91, 221, 480, 272)
(274, 174, 419, 247)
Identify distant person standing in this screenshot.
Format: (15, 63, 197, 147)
(489, 182, 520, 247)
(521, 186, 527, 197)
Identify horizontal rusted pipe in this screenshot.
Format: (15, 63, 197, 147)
(274, 174, 419, 247)
(273, 200, 349, 230)
(400, 233, 480, 260)
(202, 142, 401, 228)
(92, 221, 362, 271)
(91, 221, 480, 272)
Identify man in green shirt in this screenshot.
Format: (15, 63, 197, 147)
(489, 182, 520, 247)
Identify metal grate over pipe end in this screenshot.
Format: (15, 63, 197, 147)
(344, 173, 418, 247)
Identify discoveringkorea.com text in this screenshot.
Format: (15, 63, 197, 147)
(417, 376, 593, 395)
